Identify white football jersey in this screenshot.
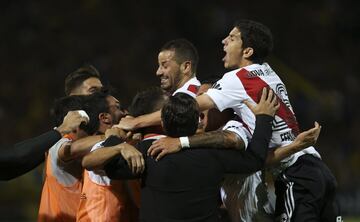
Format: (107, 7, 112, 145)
(173, 76, 201, 98)
(206, 63, 320, 172)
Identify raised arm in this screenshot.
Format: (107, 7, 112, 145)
(0, 110, 88, 181)
(265, 122, 321, 166)
(115, 112, 162, 131)
(196, 93, 217, 112)
(115, 93, 216, 132)
(58, 135, 105, 162)
(58, 126, 128, 163)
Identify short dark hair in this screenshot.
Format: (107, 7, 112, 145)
(81, 89, 111, 135)
(161, 93, 199, 137)
(64, 64, 101, 96)
(234, 20, 273, 64)
(128, 87, 167, 117)
(160, 39, 199, 74)
(52, 95, 86, 127)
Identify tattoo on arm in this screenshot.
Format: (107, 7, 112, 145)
(189, 130, 245, 150)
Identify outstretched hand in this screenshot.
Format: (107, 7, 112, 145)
(243, 87, 280, 117)
(293, 122, 322, 151)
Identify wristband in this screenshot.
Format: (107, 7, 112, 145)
(179, 137, 190, 149)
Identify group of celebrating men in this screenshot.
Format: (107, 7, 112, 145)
(0, 20, 341, 222)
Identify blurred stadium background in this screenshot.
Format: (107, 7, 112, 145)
(0, 0, 359, 220)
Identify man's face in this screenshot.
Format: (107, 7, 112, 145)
(222, 27, 244, 69)
(106, 96, 126, 125)
(156, 50, 183, 94)
(75, 77, 103, 95)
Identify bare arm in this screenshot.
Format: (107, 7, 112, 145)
(115, 94, 216, 132)
(190, 130, 244, 149)
(148, 129, 245, 161)
(196, 93, 216, 112)
(58, 135, 105, 162)
(82, 145, 122, 171)
(265, 122, 322, 166)
(82, 139, 145, 174)
(115, 111, 162, 131)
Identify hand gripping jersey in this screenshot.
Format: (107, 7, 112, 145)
(172, 76, 201, 98)
(206, 63, 320, 173)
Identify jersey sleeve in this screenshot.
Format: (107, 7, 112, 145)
(222, 120, 249, 148)
(206, 72, 247, 111)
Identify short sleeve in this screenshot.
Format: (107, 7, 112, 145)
(206, 71, 247, 111)
(222, 120, 250, 148)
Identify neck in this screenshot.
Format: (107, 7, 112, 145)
(238, 59, 253, 68)
(176, 74, 193, 91)
(98, 124, 112, 135)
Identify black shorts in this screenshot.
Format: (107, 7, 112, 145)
(274, 154, 341, 222)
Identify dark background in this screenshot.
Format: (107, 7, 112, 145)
(0, 0, 359, 220)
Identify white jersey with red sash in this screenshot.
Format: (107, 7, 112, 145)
(206, 63, 320, 172)
(206, 63, 320, 221)
(173, 76, 201, 98)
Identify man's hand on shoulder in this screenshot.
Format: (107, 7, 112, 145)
(243, 87, 279, 117)
(148, 137, 181, 161)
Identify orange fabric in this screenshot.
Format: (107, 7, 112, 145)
(38, 152, 82, 222)
(76, 170, 139, 222)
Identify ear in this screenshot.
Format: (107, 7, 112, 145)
(180, 61, 192, 75)
(99, 112, 112, 125)
(160, 119, 165, 130)
(242, 47, 254, 59)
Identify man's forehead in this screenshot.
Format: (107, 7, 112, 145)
(229, 27, 241, 36)
(107, 95, 119, 104)
(158, 50, 176, 61)
(82, 77, 102, 87)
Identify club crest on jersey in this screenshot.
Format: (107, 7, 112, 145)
(275, 83, 292, 110)
(212, 83, 222, 90)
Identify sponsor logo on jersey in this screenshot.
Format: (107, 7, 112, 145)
(247, 68, 272, 78)
(275, 83, 292, 111)
(280, 131, 296, 142)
